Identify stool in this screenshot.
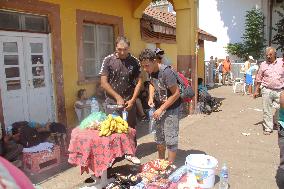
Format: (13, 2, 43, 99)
(23, 145, 60, 174)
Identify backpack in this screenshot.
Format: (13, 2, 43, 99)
(157, 65, 195, 100)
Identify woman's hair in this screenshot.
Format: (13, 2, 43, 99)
(77, 89, 86, 99)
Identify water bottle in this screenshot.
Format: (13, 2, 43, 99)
(148, 107, 156, 134)
(219, 163, 229, 189)
(168, 165, 188, 183)
(122, 109, 128, 121)
(90, 97, 99, 113)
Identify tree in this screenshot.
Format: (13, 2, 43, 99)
(226, 8, 266, 60)
(273, 5, 284, 52)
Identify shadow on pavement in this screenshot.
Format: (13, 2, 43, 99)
(26, 159, 73, 184)
(174, 149, 206, 167)
(136, 142, 157, 159)
(108, 164, 141, 177)
(136, 121, 149, 140)
(207, 84, 223, 90)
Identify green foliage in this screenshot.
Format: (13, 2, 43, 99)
(226, 43, 246, 60)
(225, 8, 266, 60)
(272, 5, 284, 52)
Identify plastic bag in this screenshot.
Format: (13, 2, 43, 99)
(79, 112, 107, 130)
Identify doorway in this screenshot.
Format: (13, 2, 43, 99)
(0, 32, 54, 129)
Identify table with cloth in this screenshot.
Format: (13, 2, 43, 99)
(68, 127, 136, 177)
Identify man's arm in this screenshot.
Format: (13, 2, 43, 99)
(101, 76, 124, 105)
(148, 83, 155, 107)
(253, 82, 261, 98)
(125, 74, 143, 110)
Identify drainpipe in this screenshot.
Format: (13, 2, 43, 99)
(268, 0, 274, 45)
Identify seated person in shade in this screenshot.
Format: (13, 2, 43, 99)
(74, 89, 91, 122)
(198, 78, 210, 97)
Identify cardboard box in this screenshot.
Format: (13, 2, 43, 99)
(23, 145, 60, 174)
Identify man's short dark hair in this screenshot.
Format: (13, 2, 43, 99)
(139, 48, 156, 62)
(115, 36, 130, 47)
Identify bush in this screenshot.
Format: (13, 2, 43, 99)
(225, 8, 266, 60)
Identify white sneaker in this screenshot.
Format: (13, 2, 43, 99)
(125, 155, 141, 164)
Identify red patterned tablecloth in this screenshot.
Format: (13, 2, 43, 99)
(68, 127, 136, 177)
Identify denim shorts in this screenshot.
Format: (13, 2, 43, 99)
(155, 106, 180, 146)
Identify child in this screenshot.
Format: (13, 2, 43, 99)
(74, 89, 91, 122)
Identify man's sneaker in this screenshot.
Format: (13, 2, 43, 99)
(125, 155, 140, 164)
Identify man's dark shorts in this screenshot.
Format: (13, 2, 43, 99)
(155, 106, 180, 149)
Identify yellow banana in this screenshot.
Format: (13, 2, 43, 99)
(106, 130, 112, 136)
(117, 129, 122, 134)
(99, 130, 104, 136)
(114, 116, 123, 123)
(103, 128, 109, 135)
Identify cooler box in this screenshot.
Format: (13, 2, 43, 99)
(23, 145, 60, 174)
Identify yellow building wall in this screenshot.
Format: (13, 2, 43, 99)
(42, 0, 148, 126)
(198, 46, 205, 80)
(159, 43, 177, 68)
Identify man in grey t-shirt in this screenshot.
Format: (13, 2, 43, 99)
(139, 48, 181, 163)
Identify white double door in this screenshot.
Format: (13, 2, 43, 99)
(0, 33, 54, 128)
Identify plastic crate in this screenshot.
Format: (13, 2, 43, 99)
(23, 145, 60, 174)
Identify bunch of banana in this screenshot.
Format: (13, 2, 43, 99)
(98, 115, 129, 137)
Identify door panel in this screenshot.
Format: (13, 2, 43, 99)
(0, 36, 28, 128)
(24, 37, 52, 123)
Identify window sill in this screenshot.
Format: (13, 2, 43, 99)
(77, 77, 100, 85)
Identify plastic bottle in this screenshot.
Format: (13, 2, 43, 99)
(90, 97, 99, 113)
(219, 163, 229, 189)
(148, 107, 156, 134)
(122, 109, 128, 121)
(168, 165, 188, 183)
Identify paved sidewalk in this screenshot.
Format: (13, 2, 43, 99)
(37, 85, 279, 189)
